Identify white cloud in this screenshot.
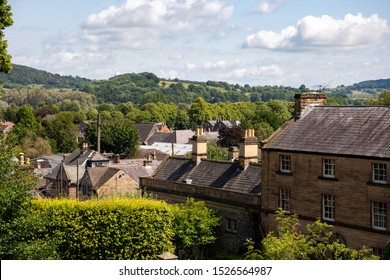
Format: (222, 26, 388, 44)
(159, 69, 179, 80)
(244, 13, 389, 51)
(203, 60, 227, 70)
(186, 62, 197, 70)
(228, 64, 284, 78)
(254, 0, 289, 14)
(82, 0, 234, 49)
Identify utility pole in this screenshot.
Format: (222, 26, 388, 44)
(97, 114, 101, 154)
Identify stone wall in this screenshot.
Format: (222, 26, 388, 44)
(97, 171, 139, 198)
(261, 149, 390, 250)
(141, 177, 261, 256)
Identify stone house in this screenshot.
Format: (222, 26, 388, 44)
(261, 92, 390, 256)
(79, 166, 139, 199)
(140, 128, 261, 256)
(43, 146, 110, 198)
(135, 122, 171, 145)
(204, 120, 240, 132)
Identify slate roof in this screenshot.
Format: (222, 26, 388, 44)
(84, 167, 122, 190)
(135, 123, 158, 143)
(64, 149, 109, 165)
(120, 164, 159, 184)
(132, 148, 168, 161)
(263, 106, 390, 159)
(44, 162, 86, 184)
(147, 132, 175, 145)
(151, 157, 261, 194)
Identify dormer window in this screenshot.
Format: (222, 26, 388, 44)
(279, 155, 291, 173)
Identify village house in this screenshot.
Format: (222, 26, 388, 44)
(261, 92, 390, 257)
(204, 119, 240, 132)
(135, 122, 171, 145)
(0, 121, 15, 135)
(140, 127, 261, 256)
(43, 144, 110, 198)
(42, 144, 161, 199)
(79, 166, 138, 199)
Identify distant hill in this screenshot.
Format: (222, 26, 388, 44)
(1, 64, 389, 105)
(0, 64, 92, 90)
(348, 78, 390, 91)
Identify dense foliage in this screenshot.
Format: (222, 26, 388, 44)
(172, 198, 220, 259)
(0, 134, 58, 259)
(0, 1, 13, 73)
(85, 116, 140, 157)
(33, 198, 175, 260)
(245, 210, 378, 260)
(0, 64, 91, 89)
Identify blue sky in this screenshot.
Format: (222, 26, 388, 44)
(5, 0, 390, 88)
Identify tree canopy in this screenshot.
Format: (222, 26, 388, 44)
(245, 210, 378, 260)
(0, 1, 13, 73)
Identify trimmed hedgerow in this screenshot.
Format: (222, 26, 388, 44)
(33, 198, 175, 260)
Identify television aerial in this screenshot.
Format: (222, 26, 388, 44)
(312, 79, 334, 92)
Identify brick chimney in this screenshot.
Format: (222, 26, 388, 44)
(191, 127, 208, 164)
(294, 92, 327, 118)
(113, 154, 121, 164)
(238, 129, 258, 169)
(228, 146, 238, 161)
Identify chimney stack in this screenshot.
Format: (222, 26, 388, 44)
(191, 127, 208, 164)
(113, 154, 121, 164)
(82, 142, 89, 152)
(228, 146, 238, 161)
(238, 129, 258, 169)
(294, 92, 327, 118)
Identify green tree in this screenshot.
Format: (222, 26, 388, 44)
(245, 210, 378, 260)
(172, 198, 220, 259)
(43, 112, 78, 152)
(384, 241, 390, 260)
(0, 0, 13, 73)
(366, 89, 390, 106)
(85, 117, 139, 157)
(207, 140, 228, 160)
(188, 97, 214, 128)
(0, 134, 58, 259)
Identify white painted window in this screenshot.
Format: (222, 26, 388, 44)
(373, 163, 387, 184)
(372, 201, 387, 231)
(279, 155, 291, 173)
(323, 158, 336, 178)
(323, 194, 335, 222)
(279, 188, 291, 213)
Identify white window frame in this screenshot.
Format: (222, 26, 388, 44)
(372, 201, 387, 231)
(226, 218, 238, 233)
(372, 163, 387, 184)
(323, 194, 335, 222)
(279, 188, 291, 213)
(279, 155, 291, 173)
(323, 158, 336, 178)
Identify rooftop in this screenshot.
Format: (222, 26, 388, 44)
(263, 106, 390, 159)
(151, 157, 261, 195)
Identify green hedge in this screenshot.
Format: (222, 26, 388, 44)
(33, 198, 175, 260)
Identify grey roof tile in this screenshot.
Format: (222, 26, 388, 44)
(151, 157, 261, 194)
(264, 106, 390, 158)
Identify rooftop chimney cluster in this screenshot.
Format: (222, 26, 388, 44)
(191, 128, 258, 169)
